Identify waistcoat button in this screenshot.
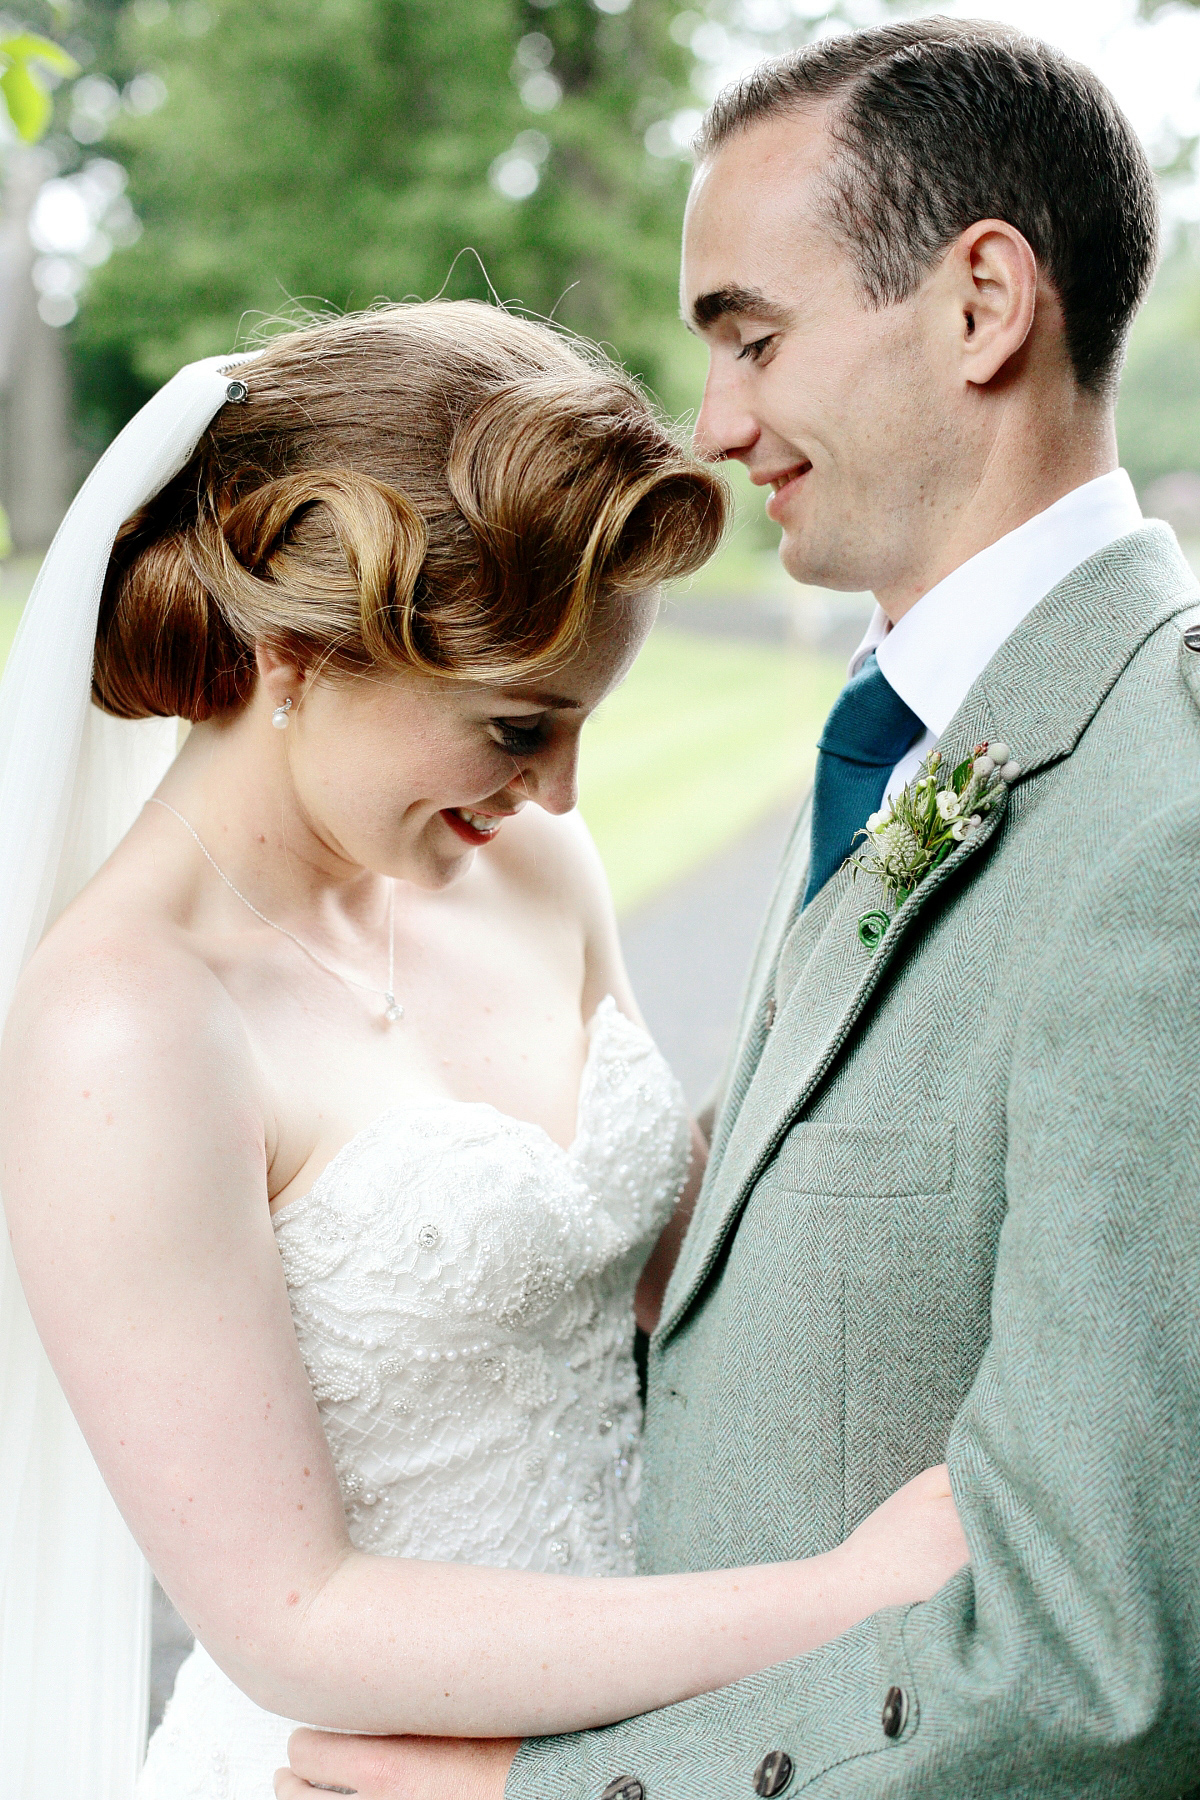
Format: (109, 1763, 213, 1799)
(881, 1685, 906, 1737)
(753, 1749, 794, 1795)
(1185, 626, 1200, 652)
(765, 996, 777, 1029)
(601, 1778, 645, 1800)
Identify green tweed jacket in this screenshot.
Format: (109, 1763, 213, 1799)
(507, 524, 1200, 1799)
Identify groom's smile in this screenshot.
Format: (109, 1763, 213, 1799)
(679, 97, 1015, 614)
(759, 460, 813, 520)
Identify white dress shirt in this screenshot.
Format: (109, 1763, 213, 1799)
(848, 469, 1144, 805)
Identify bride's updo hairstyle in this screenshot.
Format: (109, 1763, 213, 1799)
(93, 302, 727, 721)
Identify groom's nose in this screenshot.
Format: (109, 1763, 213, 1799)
(694, 361, 760, 465)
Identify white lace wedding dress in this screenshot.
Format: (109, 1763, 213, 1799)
(137, 997, 690, 1799)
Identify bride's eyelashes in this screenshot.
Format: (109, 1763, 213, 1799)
(489, 718, 546, 755)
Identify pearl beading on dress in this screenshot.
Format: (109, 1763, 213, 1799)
(137, 998, 691, 1800)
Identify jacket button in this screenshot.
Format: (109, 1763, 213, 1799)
(753, 1749, 794, 1795)
(1185, 626, 1200, 652)
(881, 1685, 906, 1738)
(601, 1780, 645, 1800)
(765, 996, 777, 1029)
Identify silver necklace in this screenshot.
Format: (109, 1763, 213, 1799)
(148, 798, 404, 1023)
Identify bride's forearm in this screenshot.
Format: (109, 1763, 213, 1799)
(212, 1466, 966, 1738)
(225, 1540, 872, 1738)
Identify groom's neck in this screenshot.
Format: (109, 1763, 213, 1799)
(872, 388, 1119, 625)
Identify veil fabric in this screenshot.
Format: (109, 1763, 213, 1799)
(0, 355, 250, 1799)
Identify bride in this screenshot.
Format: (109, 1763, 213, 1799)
(0, 301, 966, 1800)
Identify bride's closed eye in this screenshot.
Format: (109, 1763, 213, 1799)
(490, 717, 546, 754)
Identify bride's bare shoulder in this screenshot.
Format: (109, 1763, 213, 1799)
(493, 804, 613, 926)
(0, 868, 264, 1182)
(494, 806, 639, 1016)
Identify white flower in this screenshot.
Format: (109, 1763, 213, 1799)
(852, 742, 1006, 921)
(880, 819, 922, 862)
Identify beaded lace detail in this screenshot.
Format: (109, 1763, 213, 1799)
(137, 998, 690, 1799)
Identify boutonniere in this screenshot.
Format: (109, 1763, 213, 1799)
(852, 740, 1020, 949)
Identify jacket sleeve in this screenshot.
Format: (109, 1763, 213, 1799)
(506, 797, 1200, 1799)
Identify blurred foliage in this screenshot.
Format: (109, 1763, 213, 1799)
(1117, 240, 1200, 489)
(0, 30, 77, 138)
(25, 0, 1200, 497)
(59, 0, 714, 446)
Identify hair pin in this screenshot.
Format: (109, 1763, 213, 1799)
(225, 378, 250, 404)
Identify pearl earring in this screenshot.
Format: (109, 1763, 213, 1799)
(271, 697, 293, 730)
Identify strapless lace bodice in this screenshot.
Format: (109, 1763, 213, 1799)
(138, 999, 690, 1799)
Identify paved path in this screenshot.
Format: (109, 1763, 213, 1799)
(619, 800, 798, 1108)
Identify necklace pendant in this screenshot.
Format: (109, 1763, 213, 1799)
(384, 994, 403, 1023)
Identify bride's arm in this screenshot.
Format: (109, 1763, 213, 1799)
(1, 938, 964, 1742)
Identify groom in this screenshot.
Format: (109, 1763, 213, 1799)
(281, 19, 1200, 1797)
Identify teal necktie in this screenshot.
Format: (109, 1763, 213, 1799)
(802, 650, 924, 908)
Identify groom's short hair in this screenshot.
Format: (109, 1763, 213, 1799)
(697, 18, 1158, 397)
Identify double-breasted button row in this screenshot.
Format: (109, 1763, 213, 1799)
(596, 1696, 903, 1800)
(753, 1748, 794, 1794)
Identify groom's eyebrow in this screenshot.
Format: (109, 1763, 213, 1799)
(688, 286, 790, 330)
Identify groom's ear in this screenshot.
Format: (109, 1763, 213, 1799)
(944, 219, 1039, 388)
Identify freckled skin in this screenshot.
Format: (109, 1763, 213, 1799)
(1, 500, 969, 1769)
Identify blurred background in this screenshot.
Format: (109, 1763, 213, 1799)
(0, 0, 1195, 1720)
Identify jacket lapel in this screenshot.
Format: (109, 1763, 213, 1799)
(658, 782, 1008, 1344)
(704, 794, 812, 1172)
(657, 523, 1200, 1348)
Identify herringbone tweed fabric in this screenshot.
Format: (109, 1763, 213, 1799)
(507, 525, 1200, 1799)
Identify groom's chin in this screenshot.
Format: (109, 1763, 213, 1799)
(778, 527, 857, 595)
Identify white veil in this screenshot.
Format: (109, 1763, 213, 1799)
(0, 354, 252, 1799)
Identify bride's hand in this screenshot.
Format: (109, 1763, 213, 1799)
(830, 1463, 969, 1612)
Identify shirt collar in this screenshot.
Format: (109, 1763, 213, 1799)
(847, 469, 1144, 737)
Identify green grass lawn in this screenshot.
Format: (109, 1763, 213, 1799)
(578, 627, 841, 913)
(0, 558, 839, 917)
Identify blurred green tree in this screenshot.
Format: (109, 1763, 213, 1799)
(67, 0, 708, 442)
(0, 29, 78, 140)
(55, 0, 1200, 498)
(1116, 243, 1200, 491)
(1117, 0, 1200, 490)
